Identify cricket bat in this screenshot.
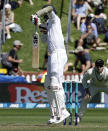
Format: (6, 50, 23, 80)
(31, 6, 53, 68)
(32, 30, 39, 68)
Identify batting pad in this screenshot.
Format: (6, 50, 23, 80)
(52, 88, 66, 117)
(44, 76, 56, 116)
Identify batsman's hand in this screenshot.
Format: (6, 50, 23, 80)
(30, 14, 41, 25)
(39, 24, 47, 33)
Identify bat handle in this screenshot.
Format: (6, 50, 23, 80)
(35, 25, 37, 32)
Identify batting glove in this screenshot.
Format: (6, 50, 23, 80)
(30, 14, 41, 25)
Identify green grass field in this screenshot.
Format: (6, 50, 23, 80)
(0, 108, 108, 131)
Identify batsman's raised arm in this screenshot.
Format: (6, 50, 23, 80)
(36, 6, 53, 17)
(31, 6, 53, 26)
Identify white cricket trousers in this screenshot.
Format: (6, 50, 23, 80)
(46, 49, 67, 117)
(47, 49, 67, 86)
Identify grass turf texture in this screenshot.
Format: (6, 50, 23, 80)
(0, 108, 108, 131)
(1, 0, 108, 72)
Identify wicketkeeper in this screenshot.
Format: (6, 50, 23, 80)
(77, 59, 108, 123)
(31, 5, 70, 124)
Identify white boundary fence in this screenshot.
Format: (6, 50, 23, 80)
(19, 73, 84, 83)
(17, 73, 105, 104)
(19, 72, 105, 104)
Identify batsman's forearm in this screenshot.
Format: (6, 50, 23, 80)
(36, 6, 53, 17)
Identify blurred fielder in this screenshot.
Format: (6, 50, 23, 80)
(77, 59, 108, 123)
(31, 5, 70, 124)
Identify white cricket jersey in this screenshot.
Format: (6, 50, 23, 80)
(82, 67, 108, 89)
(47, 11, 65, 54)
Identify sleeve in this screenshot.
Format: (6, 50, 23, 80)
(8, 49, 14, 57)
(49, 11, 57, 23)
(36, 6, 53, 17)
(8, 49, 17, 59)
(82, 70, 91, 89)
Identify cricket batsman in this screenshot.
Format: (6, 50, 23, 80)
(77, 59, 108, 123)
(31, 5, 70, 124)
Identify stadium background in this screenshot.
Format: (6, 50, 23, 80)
(0, 0, 108, 130)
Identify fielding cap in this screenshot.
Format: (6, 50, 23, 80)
(13, 40, 23, 46)
(5, 3, 11, 9)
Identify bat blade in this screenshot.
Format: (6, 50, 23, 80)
(32, 32, 39, 68)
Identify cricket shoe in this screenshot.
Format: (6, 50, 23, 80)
(54, 110, 70, 124)
(47, 116, 56, 124)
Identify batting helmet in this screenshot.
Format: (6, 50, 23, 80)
(95, 59, 104, 67)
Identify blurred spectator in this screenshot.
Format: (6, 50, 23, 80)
(7, 40, 23, 75)
(84, 0, 93, 12)
(18, 0, 34, 6)
(91, 4, 107, 34)
(74, 38, 90, 52)
(80, 15, 100, 49)
(47, 0, 51, 4)
(72, 0, 89, 30)
(72, 46, 93, 74)
(5, 3, 14, 39)
(0, 0, 5, 10)
(104, 30, 108, 42)
(5, 3, 23, 39)
(73, 0, 93, 11)
(90, 0, 102, 6)
(64, 62, 73, 72)
(43, 0, 51, 3)
(9, 0, 19, 10)
(104, 0, 108, 4)
(92, 3, 107, 21)
(0, 11, 2, 29)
